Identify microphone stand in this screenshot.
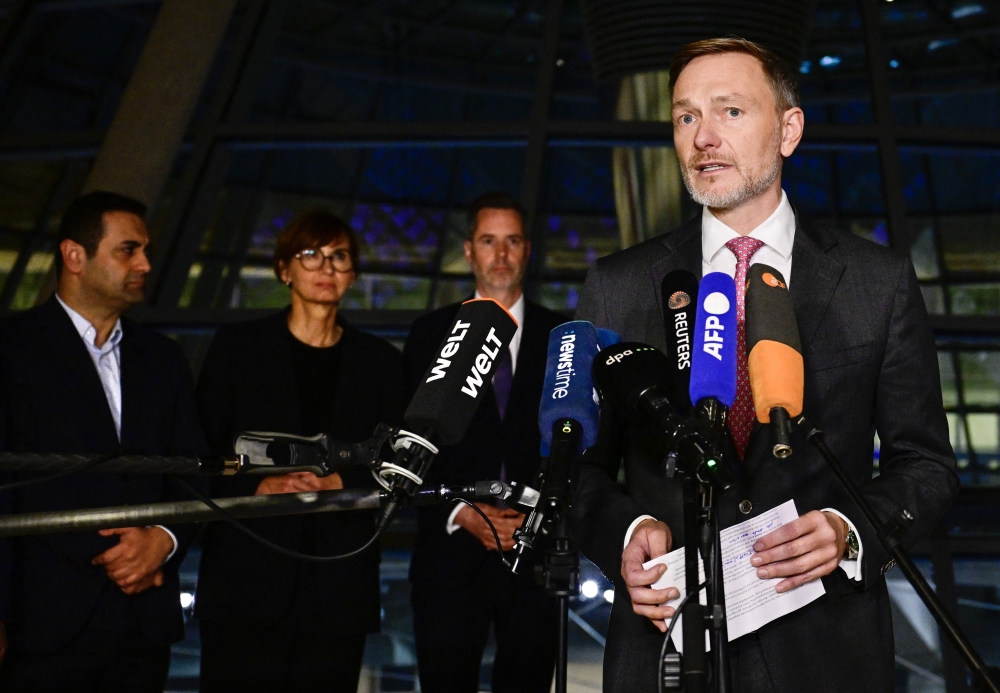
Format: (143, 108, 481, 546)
(511, 418, 583, 693)
(794, 414, 1000, 693)
(0, 480, 541, 537)
(661, 400, 737, 693)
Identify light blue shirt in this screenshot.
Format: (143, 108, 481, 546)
(55, 294, 178, 562)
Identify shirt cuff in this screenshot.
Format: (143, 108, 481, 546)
(445, 503, 464, 535)
(821, 508, 863, 582)
(153, 525, 179, 564)
(624, 515, 658, 549)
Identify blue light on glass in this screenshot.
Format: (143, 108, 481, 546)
(799, 60, 811, 74)
(928, 39, 957, 51)
(819, 55, 841, 68)
(889, 59, 900, 68)
(952, 4, 985, 18)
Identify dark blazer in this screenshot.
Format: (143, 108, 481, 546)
(0, 296, 207, 655)
(194, 310, 404, 635)
(573, 215, 960, 693)
(403, 298, 566, 588)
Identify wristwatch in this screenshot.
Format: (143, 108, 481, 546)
(842, 527, 859, 561)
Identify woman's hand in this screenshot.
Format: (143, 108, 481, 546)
(255, 472, 344, 495)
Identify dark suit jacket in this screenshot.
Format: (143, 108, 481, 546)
(194, 310, 404, 635)
(403, 298, 565, 589)
(0, 297, 207, 655)
(573, 215, 959, 693)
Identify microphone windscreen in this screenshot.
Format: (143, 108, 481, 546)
(592, 341, 674, 425)
(661, 270, 699, 414)
(596, 328, 622, 349)
(404, 298, 519, 445)
(538, 321, 603, 457)
(745, 264, 803, 421)
(689, 272, 738, 407)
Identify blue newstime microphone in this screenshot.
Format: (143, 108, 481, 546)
(511, 321, 616, 572)
(689, 272, 738, 427)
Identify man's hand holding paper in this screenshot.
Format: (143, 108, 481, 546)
(750, 509, 849, 593)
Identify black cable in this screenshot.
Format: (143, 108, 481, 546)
(170, 475, 381, 563)
(658, 580, 709, 693)
(451, 498, 511, 568)
(0, 450, 126, 493)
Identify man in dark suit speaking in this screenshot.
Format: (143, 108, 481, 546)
(572, 39, 958, 693)
(404, 192, 565, 693)
(0, 191, 206, 692)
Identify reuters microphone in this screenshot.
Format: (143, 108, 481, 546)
(512, 321, 612, 572)
(379, 298, 518, 532)
(689, 272, 738, 427)
(744, 264, 803, 458)
(661, 269, 699, 416)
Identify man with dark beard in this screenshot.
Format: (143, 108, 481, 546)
(572, 39, 957, 693)
(403, 192, 565, 693)
(0, 192, 206, 692)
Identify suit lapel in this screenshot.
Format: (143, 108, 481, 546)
(650, 217, 703, 317)
(38, 298, 119, 447)
(790, 216, 844, 353)
(118, 321, 145, 449)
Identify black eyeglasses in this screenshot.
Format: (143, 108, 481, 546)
(294, 248, 353, 272)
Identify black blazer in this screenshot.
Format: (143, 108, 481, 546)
(0, 297, 207, 655)
(194, 310, 404, 635)
(572, 216, 960, 693)
(403, 298, 566, 589)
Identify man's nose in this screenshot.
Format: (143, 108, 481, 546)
(693, 119, 721, 150)
(135, 250, 152, 273)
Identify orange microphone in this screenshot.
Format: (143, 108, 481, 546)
(744, 264, 803, 458)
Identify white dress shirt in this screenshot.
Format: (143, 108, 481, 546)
(56, 294, 178, 562)
(623, 192, 863, 581)
(445, 292, 526, 534)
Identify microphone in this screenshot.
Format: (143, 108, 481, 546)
(661, 269, 699, 415)
(745, 264, 803, 458)
(689, 272, 738, 415)
(592, 342, 734, 490)
(378, 298, 519, 532)
(512, 321, 607, 572)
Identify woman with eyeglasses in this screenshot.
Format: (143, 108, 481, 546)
(194, 210, 404, 693)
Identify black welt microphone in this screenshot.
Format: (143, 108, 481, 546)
(661, 269, 699, 416)
(377, 298, 519, 532)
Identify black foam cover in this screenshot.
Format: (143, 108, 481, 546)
(404, 299, 519, 446)
(744, 264, 801, 355)
(661, 269, 699, 414)
(591, 341, 675, 426)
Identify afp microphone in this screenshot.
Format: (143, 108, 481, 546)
(378, 298, 518, 532)
(745, 264, 803, 458)
(661, 270, 699, 415)
(512, 321, 612, 572)
(689, 272, 737, 423)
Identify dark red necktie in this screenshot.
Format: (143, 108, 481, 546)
(724, 237, 766, 459)
(492, 348, 513, 484)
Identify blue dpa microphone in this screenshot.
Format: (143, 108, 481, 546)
(513, 321, 614, 572)
(689, 272, 738, 410)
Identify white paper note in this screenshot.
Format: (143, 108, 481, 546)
(641, 499, 826, 652)
(644, 549, 707, 654)
(720, 499, 825, 641)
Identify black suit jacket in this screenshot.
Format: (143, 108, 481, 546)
(194, 310, 404, 635)
(573, 215, 959, 693)
(0, 297, 207, 655)
(403, 299, 565, 589)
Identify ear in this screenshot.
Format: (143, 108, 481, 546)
(278, 261, 290, 286)
(779, 107, 805, 158)
(59, 239, 87, 275)
(463, 239, 473, 266)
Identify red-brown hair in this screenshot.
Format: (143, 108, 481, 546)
(272, 209, 359, 281)
(669, 37, 800, 112)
